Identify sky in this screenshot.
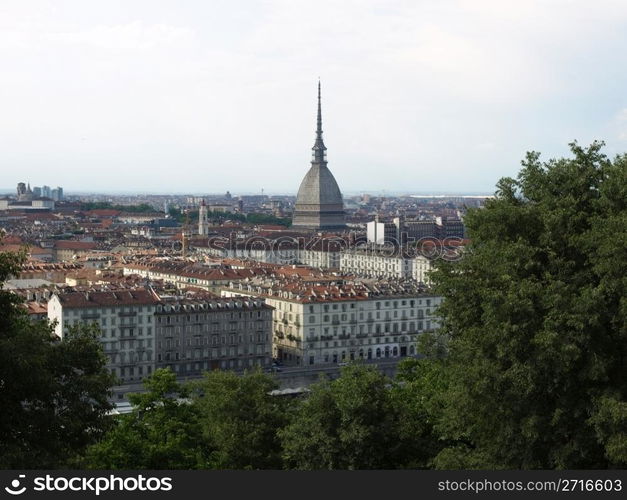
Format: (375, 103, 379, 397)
(1, 0, 626, 195)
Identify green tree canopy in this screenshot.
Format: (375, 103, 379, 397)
(191, 370, 287, 469)
(392, 356, 451, 468)
(280, 363, 401, 469)
(430, 142, 627, 469)
(85, 368, 209, 469)
(81, 201, 156, 213)
(0, 246, 115, 468)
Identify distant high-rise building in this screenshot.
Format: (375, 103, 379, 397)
(56, 187, 63, 201)
(292, 81, 346, 230)
(33, 186, 42, 198)
(42, 185, 51, 198)
(366, 216, 401, 245)
(51, 189, 59, 201)
(198, 200, 209, 236)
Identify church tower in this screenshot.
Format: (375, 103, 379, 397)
(292, 81, 346, 230)
(198, 200, 209, 236)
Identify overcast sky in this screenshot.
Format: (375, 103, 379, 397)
(1, 0, 626, 195)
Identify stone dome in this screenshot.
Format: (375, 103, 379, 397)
(295, 164, 343, 206)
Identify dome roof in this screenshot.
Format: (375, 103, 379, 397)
(295, 164, 343, 206)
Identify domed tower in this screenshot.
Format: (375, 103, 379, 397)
(292, 81, 346, 230)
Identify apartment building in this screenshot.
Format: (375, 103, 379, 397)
(122, 259, 263, 293)
(48, 288, 161, 388)
(223, 276, 442, 367)
(48, 286, 274, 400)
(154, 295, 273, 377)
(340, 247, 412, 279)
(339, 246, 435, 284)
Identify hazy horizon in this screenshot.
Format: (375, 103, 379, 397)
(0, 187, 494, 198)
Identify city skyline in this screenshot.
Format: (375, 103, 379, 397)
(1, 1, 627, 194)
(0, 184, 494, 197)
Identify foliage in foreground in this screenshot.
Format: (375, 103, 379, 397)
(0, 246, 115, 469)
(429, 141, 627, 468)
(85, 363, 444, 470)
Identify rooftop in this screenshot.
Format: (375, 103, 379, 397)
(53, 288, 161, 308)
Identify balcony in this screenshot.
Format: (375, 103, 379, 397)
(118, 311, 137, 317)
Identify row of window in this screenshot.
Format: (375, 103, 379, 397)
(114, 363, 152, 380)
(311, 309, 431, 323)
(275, 320, 434, 341)
(102, 327, 152, 338)
(277, 345, 417, 365)
(158, 333, 268, 348)
(277, 320, 433, 336)
(69, 306, 152, 315)
(303, 298, 436, 313)
(158, 347, 268, 362)
(157, 321, 268, 333)
(315, 345, 416, 364)
(109, 351, 152, 363)
(105, 339, 153, 349)
(156, 310, 267, 323)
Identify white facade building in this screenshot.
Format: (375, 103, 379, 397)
(48, 289, 160, 394)
(223, 278, 442, 367)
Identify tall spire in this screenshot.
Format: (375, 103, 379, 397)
(317, 80, 322, 137)
(312, 79, 327, 165)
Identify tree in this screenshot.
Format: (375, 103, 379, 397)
(429, 142, 627, 468)
(85, 369, 210, 469)
(0, 246, 115, 468)
(392, 356, 450, 468)
(191, 369, 287, 469)
(81, 201, 155, 213)
(280, 363, 401, 469)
